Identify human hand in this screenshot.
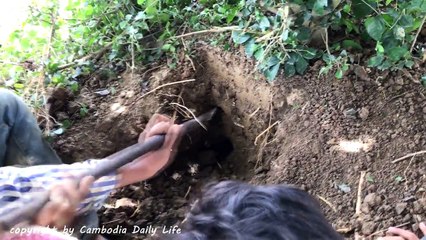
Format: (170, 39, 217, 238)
(378, 222, 426, 240)
(117, 114, 183, 187)
(34, 176, 94, 229)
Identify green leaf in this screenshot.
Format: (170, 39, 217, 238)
(342, 40, 362, 51)
(365, 16, 385, 41)
(244, 39, 257, 58)
(376, 42, 385, 53)
(297, 27, 311, 42)
(302, 49, 317, 60)
(388, 47, 409, 62)
(284, 63, 296, 77)
(258, 16, 271, 31)
(14, 83, 25, 89)
(254, 47, 265, 61)
(335, 69, 343, 79)
(313, 0, 328, 16)
(368, 54, 384, 67)
(352, 0, 375, 18)
(137, 0, 146, 5)
(264, 63, 281, 81)
(232, 31, 251, 44)
(267, 56, 280, 67)
(295, 57, 309, 74)
(146, 0, 158, 16)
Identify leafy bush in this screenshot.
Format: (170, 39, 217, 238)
(1, 0, 425, 96)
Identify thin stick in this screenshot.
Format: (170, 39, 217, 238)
(144, 79, 195, 97)
(354, 171, 366, 240)
(321, 28, 331, 56)
(410, 15, 426, 53)
(336, 227, 353, 233)
(392, 150, 426, 163)
(174, 26, 239, 39)
(128, 79, 196, 109)
(317, 195, 337, 213)
(356, 171, 366, 215)
(367, 222, 411, 238)
(248, 107, 260, 119)
(254, 121, 280, 145)
(184, 186, 192, 199)
(170, 103, 207, 130)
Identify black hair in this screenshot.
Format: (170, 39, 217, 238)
(170, 181, 342, 240)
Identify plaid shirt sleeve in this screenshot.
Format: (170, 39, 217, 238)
(0, 159, 118, 215)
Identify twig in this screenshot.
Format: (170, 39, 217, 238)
(317, 195, 337, 213)
(367, 222, 411, 238)
(403, 156, 415, 190)
(321, 27, 331, 56)
(184, 186, 192, 199)
(392, 150, 426, 163)
(129, 79, 196, 108)
(170, 103, 207, 130)
(410, 15, 426, 53)
(142, 79, 195, 98)
(336, 227, 354, 233)
(174, 26, 239, 39)
(356, 171, 366, 215)
(354, 171, 366, 240)
(254, 121, 280, 145)
(57, 43, 112, 71)
(248, 107, 260, 119)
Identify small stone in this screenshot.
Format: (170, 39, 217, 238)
(354, 65, 370, 81)
(364, 193, 381, 207)
(359, 107, 369, 120)
(361, 221, 376, 235)
(395, 77, 404, 85)
(344, 108, 357, 119)
(126, 90, 135, 98)
(395, 202, 407, 215)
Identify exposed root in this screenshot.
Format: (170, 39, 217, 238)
(170, 102, 207, 130)
(367, 222, 411, 238)
(174, 26, 239, 39)
(317, 195, 337, 213)
(254, 121, 280, 146)
(355, 171, 367, 240)
(392, 150, 426, 163)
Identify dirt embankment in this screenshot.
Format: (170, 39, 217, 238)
(53, 43, 426, 239)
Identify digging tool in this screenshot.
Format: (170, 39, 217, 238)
(0, 108, 218, 232)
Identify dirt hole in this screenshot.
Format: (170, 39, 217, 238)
(53, 47, 277, 239)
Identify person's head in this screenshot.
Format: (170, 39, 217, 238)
(172, 181, 342, 240)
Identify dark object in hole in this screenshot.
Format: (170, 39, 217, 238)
(168, 107, 234, 172)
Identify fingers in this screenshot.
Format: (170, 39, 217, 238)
(139, 114, 171, 142)
(420, 222, 426, 235)
(378, 237, 405, 240)
(35, 177, 94, 228)
(387, 227, 419, 240)
(79, 176, 95, 198)
(146, 121, 172, 138)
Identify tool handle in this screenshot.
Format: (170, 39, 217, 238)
(0, 135, 165, 231)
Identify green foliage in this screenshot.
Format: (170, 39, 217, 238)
(1, 0, 425, 99)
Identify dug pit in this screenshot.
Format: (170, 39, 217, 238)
(53, 45, 277, 239)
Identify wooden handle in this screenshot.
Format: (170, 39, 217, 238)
(0, 135, 165, 231)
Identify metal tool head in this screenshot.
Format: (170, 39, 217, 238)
(178, 108, 221, 152)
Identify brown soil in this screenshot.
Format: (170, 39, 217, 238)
(52, 43, 426, 239)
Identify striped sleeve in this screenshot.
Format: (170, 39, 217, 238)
(0, 159, 118, 215)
